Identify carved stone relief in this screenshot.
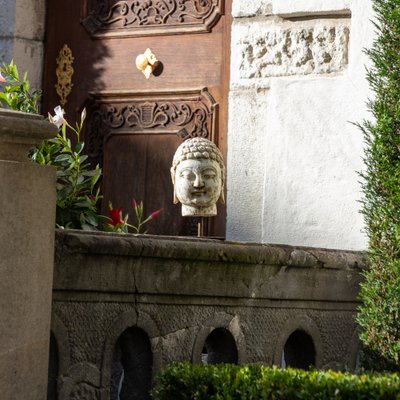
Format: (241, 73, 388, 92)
(235, 20, 350, 79)
(82, 0, 224, 37)
(86, 89, 217, 166)
(70, 382, 99, 400)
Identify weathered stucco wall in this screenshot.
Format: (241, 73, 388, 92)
(0, 0, 45, 90)
(227, 0, 374, 250)
(51, 230, 365, 399)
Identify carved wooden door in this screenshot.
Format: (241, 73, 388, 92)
(43, 0, 231, 237)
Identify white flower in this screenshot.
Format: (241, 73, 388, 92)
(0, 72, 6, 83)
(49, 105, 66, 128)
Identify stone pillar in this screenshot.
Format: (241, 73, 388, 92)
(0, 0, 46, 90)
(0, 109, 57, 399)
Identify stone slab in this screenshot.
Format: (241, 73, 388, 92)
(54, 230, 365, 302)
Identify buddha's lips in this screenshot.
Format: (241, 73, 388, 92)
(192, 190, 206, 196)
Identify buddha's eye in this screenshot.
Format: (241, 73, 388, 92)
(180, 170, 195, 180)
(202, 169, 216, 180)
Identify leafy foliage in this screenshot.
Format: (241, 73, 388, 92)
(0, 60, 41, 113)
(103, 199, 162, 233)
(152, 363, 400, 400)
(31, 109, 102, 230)
(356, 0, 400, 371)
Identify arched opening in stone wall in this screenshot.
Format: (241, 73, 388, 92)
(281, 330, 316, 370)
(47, 331, 59, 400)
(201, 328, 238, 364)
(110, 327, 153, 400)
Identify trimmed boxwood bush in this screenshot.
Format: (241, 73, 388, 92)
(357, 0, 400, 370)
(152, 363, 400, 400)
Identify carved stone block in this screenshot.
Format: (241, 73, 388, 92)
(233, 19, 350, 79)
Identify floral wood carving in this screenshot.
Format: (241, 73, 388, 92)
(81, 0, 224, 38)
(55, 44, 74, 107)
(86, 88, 217, 166)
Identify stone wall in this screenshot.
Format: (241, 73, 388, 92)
(51, 230, 365, 399)
(227, 0, 375, 250)
(0, 0, 46, 90)
(0, 109, 57, 399)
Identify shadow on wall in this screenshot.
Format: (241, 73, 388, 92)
(201, 328, 239, 365)
(110, 327, 153, 400)
(47, 332, 59, 400)
(281, 330, 316, 370)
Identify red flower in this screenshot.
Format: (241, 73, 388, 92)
(108, 207, 124, 226)
(149, 208, 162, 220)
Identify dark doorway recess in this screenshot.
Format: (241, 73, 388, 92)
(47, 332, 59, 400)
(110, 327, 153, 400)
(282, 330, 316, 370)
(201, 328, 238, 365)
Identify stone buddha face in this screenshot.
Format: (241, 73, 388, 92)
(171, 138, 225, 217)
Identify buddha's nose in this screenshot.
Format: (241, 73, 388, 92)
(193, 174, 204, 188)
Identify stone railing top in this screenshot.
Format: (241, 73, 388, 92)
(56, 229, 366, 271)
(0, 109, 57, 162)
(54, 230, 366, 302)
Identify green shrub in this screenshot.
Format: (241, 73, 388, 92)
(0, 60, 40, 113)
(31, 107, 102, 230)
(152, 363, 400, 400)
(356, 0, 400, 370)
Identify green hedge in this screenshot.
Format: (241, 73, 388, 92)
(357, 0, 400, 370)
(152, 363, 400, 400)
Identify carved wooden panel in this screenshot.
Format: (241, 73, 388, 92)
(86, 88, 218, 166)
(84, 88, 218, 236)
(81, 0, 224, 38)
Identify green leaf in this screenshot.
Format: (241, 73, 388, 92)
(54, 154, 73, 163)
(74, 200, 93, 208)
(75, 142, 84, 154)
(0, 92, 10, 106)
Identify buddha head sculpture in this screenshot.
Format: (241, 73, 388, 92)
(171, 137, 225, 217)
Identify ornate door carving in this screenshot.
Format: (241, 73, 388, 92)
(43, 0, 231, 236)
(81, 0, 224, 37)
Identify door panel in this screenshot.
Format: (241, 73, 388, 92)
(43, 0, 231, 236)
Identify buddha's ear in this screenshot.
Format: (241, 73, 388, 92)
(173, 189, 179, 204)
(219, 181, 225, 204)
(171, 168, 179, 204)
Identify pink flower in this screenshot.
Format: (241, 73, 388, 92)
(0, 73, 5, 83)
(49, 105, 66, 128)
(149, 209, 162, 220)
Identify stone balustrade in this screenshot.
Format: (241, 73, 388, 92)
(51, 229, 366, 399)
